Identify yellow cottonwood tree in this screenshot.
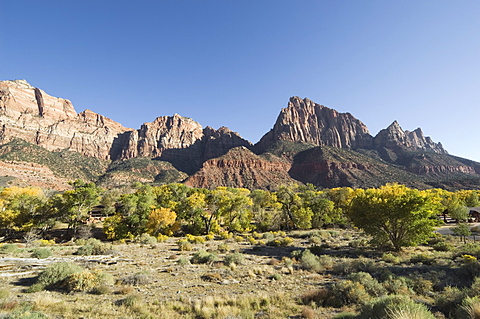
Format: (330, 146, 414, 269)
(146, 207, 177, 236)
(349, 183, 441, 251)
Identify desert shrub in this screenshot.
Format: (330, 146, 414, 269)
(327, 280, 371, 307)
(91, 283, 111, 295)
(65, 270, 99, 292)
(382, 275, 411, 295)
(3, 306, 48, 319)
(262, 232, 275, 242)
(300, 250, 323, 273)
(224, 252, 245, 266)
(301, 306, 316, 319)
(435, 286, 469, 318)
(217, 243, 230, 253)
(309, 236, 322, 245)
(332, 257, 377, 275)
(358, 295, 435, 319)
(28, 262, 83, 292)
(470, 277, 480, 295)
(75, 238, 113, 255)
(267, 237, 293, 247)
(134, 233, 157, 245)
(457, 296, 480, 319)
(0, 244, 20, 255)
(177, 239, 193, 251)
(433, 241, 453, 252)
(156, 234, 169, 242)
(348, 272, 386, 297)
(410, 253, 435, 265)
(301, 288, 329, 306)
(117, 293, 142, 308)
(36, 239, 55, 247)
(412, 277, 434, 295)
(234, 235, 244, 243)
(382, 253, 401, 264)
(456, 243, 480, 259)
(247, 236, 257, 245)
(218, 231, 232, 239)
(186, 234, 205, 244)
(269, 273, 282, 281)
(120, 271, 151, 286)
(191, 249, 218, 264)
(30, 248, 52, 259)
(177, 257, 190, 266)
(459, 261, 480, 281)
(349, 238, 369, 248)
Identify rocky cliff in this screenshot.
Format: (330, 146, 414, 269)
(1, 79, 480, 191)
(185, 147, 297, 190)
(0, 80, 131, 159)
(255, 96, 373, 153)
(118, 115, 252, 174)
(374, 121, 446, 154)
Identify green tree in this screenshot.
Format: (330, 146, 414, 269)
(250, 189, 281, 231)
(349, 183, 441, 251)
(61, 180, 103, 234)
(452, 223, 471, 244)
(297, 184, 339, 228)
(0, 186, 46, 235)
(276, 185, 312, 230)
(103, 184, 155, 240)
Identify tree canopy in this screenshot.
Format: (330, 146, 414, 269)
(349, 183, 442, 251)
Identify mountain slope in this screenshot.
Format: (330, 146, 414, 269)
(1, 80, 480, 191)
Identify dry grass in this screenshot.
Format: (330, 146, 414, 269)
(0, 228, 473, 318)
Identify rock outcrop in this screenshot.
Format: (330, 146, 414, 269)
(374, 121, 446, 154)
(118, 115, 252, 173)
(0, 80, 132, 159)
(1, 79, 480, 191)
(185, 147, 297, 190)
(255, 96, 373, 153)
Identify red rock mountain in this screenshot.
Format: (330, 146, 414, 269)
(185, 147, 297, 190)
(255, 96, 373, 153)
(0, 80, 131, 160)
(117, 115, 252, 174)
(0, 80, 478, 191)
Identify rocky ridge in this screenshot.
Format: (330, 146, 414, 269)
(185, 147, 297, 190)
(0, 80, 131, 160)
(0, 79, 479, 191)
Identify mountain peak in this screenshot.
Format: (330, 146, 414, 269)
(374, 121, 446, 154)
(255, 96, 372, 153)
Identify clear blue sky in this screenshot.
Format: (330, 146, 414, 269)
(2, 1, 480, 161)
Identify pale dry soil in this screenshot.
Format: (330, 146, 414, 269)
(0, 232, 355, 318)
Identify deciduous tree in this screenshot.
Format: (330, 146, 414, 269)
(349, 183, 441, 251)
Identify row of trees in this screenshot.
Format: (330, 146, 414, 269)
(0, 180, 479, 250)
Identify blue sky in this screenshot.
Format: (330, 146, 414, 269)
(2, 1, 480, 161)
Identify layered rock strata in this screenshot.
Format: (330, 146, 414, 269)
(255, 96, 373, 153)
(185, 147, 297, 190)
(0, 80, 131, 159)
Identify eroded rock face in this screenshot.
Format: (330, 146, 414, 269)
(374, 121, 447, 154)
(0, 80, 132, 159)
(118, 116, 252, 173)
(185, 146, 297, 190)
(255, 96, 373, 153)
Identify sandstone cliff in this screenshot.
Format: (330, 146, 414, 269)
(185, 146, 297, 190)
(1, 79, 480, 191)
(118, 115, 252, 174)
(0, 80, 132, 159)
(374, 121, 446, 154)
(255, 96, 373, 153)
